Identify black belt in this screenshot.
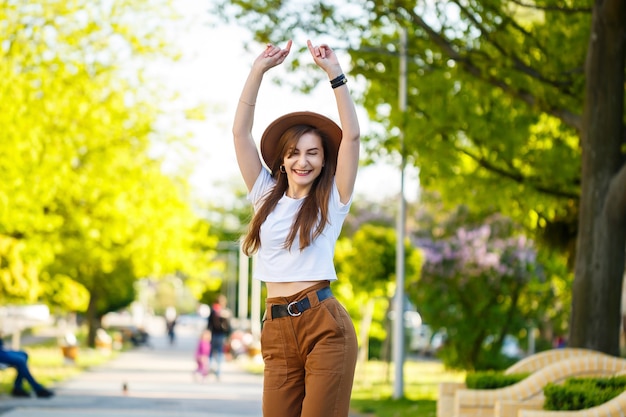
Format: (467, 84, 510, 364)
(271, 287, 333, 318)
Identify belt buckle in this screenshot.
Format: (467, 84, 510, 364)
(287, 301, 302, 317)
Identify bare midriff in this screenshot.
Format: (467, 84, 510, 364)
(265, 280, 329, 298)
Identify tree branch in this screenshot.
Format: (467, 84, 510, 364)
(444, 134, 580, 199)
(406, 7, 582, 131)
(506, 0, 592, 13)
(452, 0, 579, 96)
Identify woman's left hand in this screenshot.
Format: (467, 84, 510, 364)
(307, 40, 342, 77)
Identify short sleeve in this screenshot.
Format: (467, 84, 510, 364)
(248, 169, 275, 210)
(330, 178, 352, 214)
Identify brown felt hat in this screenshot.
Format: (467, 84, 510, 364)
(260, 111, 342, 169)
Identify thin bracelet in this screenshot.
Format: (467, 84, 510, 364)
(239, 98, 256, 106)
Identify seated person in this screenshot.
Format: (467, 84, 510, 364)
(0, 337, 54, 398)
(129, 326, 151, 348)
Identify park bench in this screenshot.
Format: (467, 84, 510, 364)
(454, 353, 626, 417)
(437, 348, 602, 417)
(496, 367, 626, 417)
(0, 304, 51, 350)
(1, 304, 52, 380)
(0, 304, 61, 389)
(0, 362, 8, 386)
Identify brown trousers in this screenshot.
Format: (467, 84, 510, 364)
(261, 281, 358, 417)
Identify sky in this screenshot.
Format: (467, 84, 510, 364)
(153, 0, 419, 206)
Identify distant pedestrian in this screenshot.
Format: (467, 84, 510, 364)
(165, 306, 177, 345)
(207, 294, 232, 379)
(193, 329, 212, 382)
(553, 336, 567, 348)
(0, 337, 54, 398)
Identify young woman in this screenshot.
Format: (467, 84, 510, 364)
(232, 40, 360, 417)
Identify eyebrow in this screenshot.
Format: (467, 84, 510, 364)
(292, 145, 321, 153)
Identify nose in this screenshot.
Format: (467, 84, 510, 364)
(295, 153, 309, 167)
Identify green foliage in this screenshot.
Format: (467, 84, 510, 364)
(148, 276, 201, 316)
(543, 376, 626, 411)
(0, 0, 220, 344)
(334, 224, 423, 359)
(340, 224, 399, 293)
(367, 336, 384, 361)
(38, 272, 90, 313)
(211, 0, 587, 253)
(0, 235, 41, 302)
(411, 211, 555, 370)
(465, 371, 529, 389)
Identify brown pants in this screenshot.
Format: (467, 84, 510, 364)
(261, 281, 358, 417)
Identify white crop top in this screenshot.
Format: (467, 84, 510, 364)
(247, 169, 352, 283)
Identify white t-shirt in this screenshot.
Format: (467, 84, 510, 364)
(247, 169, 351, 283)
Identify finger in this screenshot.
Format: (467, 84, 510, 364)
(281, 40, 293, 58)
(268, 45, 282, 57)
(320, 44, 331, 59)
(307, 39, 321, 57)
(263, 43, 274, 57)
(265, 41, 291, 59)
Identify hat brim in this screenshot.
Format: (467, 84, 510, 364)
(260, 111, 342, 170)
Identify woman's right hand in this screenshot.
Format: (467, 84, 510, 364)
(253, 40, 292, 72)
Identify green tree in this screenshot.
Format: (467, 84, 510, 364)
(196, 185, 253, 310)
(335, 224, 422, 361)
(413, 195, 573, 350)
(1, 0, 218, 346)
(414, 214, 550, 370)
(213, 0, 626, 354)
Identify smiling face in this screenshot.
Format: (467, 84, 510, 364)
(282, 132, 325, 198)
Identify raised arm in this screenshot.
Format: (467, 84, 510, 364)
(307, 40, 360, 204)
(233, 41, 292, 191)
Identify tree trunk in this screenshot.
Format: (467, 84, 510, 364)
(86, 292, 99, 348)
(569, 0, 626, 355)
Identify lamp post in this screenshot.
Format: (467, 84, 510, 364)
(392, 26, 408, 400)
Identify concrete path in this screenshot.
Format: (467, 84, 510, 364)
(0, 324, 263, 417)
(0, 323, 365, 417)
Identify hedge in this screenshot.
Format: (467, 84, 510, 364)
(543, 376, 626, 411)
(465, 371, 530, 389)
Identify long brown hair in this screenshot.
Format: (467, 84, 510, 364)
(242, 124, 338, 255)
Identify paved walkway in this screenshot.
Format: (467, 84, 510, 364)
(0, 324, 365, 417)
(1, 325, 262, 417)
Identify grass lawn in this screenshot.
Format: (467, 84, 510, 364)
(245, 358, 466, 417)
(350, 359, 465, 417)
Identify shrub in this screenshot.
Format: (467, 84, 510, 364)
(465, 371, 529, 389)
(543, 376, 626, 411)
